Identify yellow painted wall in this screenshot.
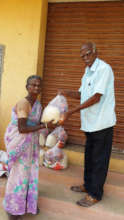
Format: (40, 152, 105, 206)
(0, 0, 48, 149)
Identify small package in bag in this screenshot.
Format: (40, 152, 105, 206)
(41, 95, 68, 124)
(46, 126, 68, 148)
(43, 141, 68, 170)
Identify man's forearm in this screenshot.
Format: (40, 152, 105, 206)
(68, 93, 102, 116)
(63, 90, 80, 99)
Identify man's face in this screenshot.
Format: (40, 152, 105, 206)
(80, 45, 96, 67)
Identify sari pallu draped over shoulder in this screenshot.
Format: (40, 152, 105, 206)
(3, 100, 42, 215)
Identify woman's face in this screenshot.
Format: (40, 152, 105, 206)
(27, 78, 42, 96)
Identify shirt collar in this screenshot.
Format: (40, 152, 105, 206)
(85, 58, 99, 76)
(90, 58, 99, 72)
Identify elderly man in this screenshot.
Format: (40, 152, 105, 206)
(59, 42, 116, 207)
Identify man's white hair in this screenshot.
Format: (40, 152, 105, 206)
(81, 42, 97, 54)
(92, 43, 96, 53)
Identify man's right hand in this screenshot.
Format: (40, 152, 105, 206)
(58, 89, 66, 96)
(59, 112, 70, 125)
(58, 89, 80, 100)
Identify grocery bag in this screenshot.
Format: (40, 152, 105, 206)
(43, 141, 68, 170)
(41, 95, 68, 124)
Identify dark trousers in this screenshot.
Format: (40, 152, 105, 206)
(84, 127, 113, 200)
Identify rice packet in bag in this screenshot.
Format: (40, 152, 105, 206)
(46, 126, 68, 148)
(41, 95, 68, 124)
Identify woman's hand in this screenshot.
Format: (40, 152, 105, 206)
(46, 120, 57, 129)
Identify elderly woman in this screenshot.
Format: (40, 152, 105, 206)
(3, 75, 48, 220)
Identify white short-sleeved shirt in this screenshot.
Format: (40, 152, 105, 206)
(79, 58, 116, 132)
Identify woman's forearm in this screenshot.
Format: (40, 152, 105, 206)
(18, 118, 45, 133)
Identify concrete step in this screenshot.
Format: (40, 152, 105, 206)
(63, 144, 124, 174)
(0, 165, 124, 220)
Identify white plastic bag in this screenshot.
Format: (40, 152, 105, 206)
(41, 95, 68, 124)
(39, 128, 49, 146)
(46, 126, 68, 148)
(45, 134, 57, 148)
(43, 141, 68, 170)
(39, 149, 45, 166)
(0, 150, 8, 164)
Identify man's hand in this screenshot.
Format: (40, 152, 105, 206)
(58, 89, 66, 96)
(58, 89, 80, 99)
(59, 112, 70, 125)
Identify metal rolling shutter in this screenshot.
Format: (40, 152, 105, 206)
(41, 1, 124, 148)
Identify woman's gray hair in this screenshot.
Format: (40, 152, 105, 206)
(26, 75, 42, 86)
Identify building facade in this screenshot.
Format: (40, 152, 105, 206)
(0, 0, 124, 149)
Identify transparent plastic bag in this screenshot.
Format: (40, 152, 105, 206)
(0, 162, 8, 171)
(46, 126, 68, 148)
(0, 162, 9, 177)
(41, 95, 68, 124)
(43, 141, 68, 170)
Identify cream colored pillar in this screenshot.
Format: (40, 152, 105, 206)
(37, 0, 48, 77)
